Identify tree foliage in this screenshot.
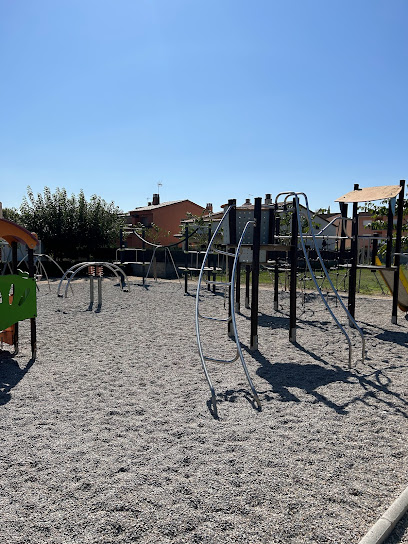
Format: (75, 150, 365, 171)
(5, 186, 124, 259)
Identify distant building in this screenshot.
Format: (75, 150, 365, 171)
(125, 194, 210, 247)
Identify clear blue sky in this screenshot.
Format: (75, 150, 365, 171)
(1, 0, 407, 214)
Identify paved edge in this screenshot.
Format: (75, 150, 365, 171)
(358, 486, 408, 544)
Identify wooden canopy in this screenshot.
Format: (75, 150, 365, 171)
(0, 218, 38, 249)
(335, 185, 402, 204)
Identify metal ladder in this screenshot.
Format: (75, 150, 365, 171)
(195, 205, 261, 417)
(276, 192, 365, 368)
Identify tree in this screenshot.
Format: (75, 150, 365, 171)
(7, 186, 124, 259)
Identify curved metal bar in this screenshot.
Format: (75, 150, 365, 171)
(195, 207, 261, 413)
(293, 192, 365, 367)
(127, 225, 202, 249)
(57, 263, 86, 297)
(195, 206, 233, 410)
(59, 262, 128, 298)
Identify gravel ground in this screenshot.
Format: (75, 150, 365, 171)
(1, 276, 407, 543)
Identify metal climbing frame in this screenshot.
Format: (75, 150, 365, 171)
(195, 205, 261, 417)
(57, 262, 129, 299)
(18, 253, 68, 293)
(276, 191, 365, 368)
(129, 229, 182, 287)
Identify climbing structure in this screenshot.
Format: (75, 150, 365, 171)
(0, 218, 38, 358)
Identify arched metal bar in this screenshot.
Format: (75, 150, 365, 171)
(62, 262, 128, 298)
(195, 206, 260, 415)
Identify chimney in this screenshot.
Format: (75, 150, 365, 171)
(152, 193, 160, 205)
(245, 198, 251, 205)
(206, 203, 213, 213)
(265, 193, 272, 205)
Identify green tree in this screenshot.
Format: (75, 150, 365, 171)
(10, 186, 124, 259)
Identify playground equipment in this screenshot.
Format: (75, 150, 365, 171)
(117, 227, 182, 287)
(195, 204, 261, 417)
(116, 224, 223, 293)
(17, 253, 67, 292)
(0, 218, 38, 358)
(336, 180, 405, 324)
(195, 194, 366, 415)
(57, 262, 129, 311)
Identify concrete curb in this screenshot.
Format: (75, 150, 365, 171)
(358, 486, 408, 544)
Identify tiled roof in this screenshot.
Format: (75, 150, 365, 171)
(130, 200, 186, 213)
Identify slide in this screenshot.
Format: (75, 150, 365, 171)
(375, 256, 408, 312)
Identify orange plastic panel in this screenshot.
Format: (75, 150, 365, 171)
(0, 218, 38, 248)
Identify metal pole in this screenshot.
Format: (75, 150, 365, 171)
(392, 179, 405, 324)
(235, 262, 241, 312)
(245, 265, 251, 309)
(339, 202, 348, 263)
(289, 199, 298, 342)
(27, 247, 37, 358)
(11, 241, 18, 353)
(228, 199, 236, 337)
(348, 184, 359, 321)
(184, 225, 189, 294)
(250, 197, 261, 350)
(97, 276, 102, 312)
(386, 198, 394, 268)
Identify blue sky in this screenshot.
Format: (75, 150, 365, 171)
(1, 0, 407, 214)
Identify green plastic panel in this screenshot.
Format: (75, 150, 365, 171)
(0, 274, 37, 331)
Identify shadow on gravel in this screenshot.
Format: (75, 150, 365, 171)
(248, 348, 408, 418)
(0, 356, 35, 405)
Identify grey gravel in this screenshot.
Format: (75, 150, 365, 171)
(1, 277, 407, 543)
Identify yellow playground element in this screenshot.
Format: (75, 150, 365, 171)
(375, 256, 408, 312)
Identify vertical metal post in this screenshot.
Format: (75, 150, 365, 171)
(97, 276, 102, 312)
(392, 179, 405, 324)
(236, 262, 241, 312)
(250, 197, 261, 350)
(184, 225, 189, 294)
(339, 202, 348, 263)
(27, 247, 37, 358)
(142, 229, 146, 286)
(289, 199, 298, 342)
(119, 227, 124, 263)
(274, 204, 280, 311)
(245, 265, 251, 309)
(89, 276, 94, 309)
(207, 225, 212, 291)
(348, 184, 359, 320)
(228, 199, 236, 337)
(371, 233, 379, 266)
(386, 199, 394, 268)
(11, 241, 18, 353)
